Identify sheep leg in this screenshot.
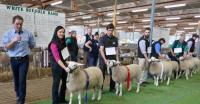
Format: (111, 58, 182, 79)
(136, 80, 140, 93)
(166, 77, 170, 85)
(156, 76, 159, 87)
(153, 76, 157, 85)
(97, 88, 102, 101)
(92, 87, 96, 101)
(119, 83, 123, 96)
(69, 93, 73, 104)
(186, 70, 189, 80)
(115, 83, 119, 95)
(128, 81, 132, 92)
(175, 71, 179, 79)
(78, 92, 81, 104)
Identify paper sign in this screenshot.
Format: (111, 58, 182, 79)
(61, 47, 70, 60)
(147, 47, 152, 53)
(105, 47, 116, 55)
(174, 48, 182, 53)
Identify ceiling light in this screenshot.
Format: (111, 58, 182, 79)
(184, 27, 195, 30)
(188, 23, 198, 26)
(143, 25, 150, 28)
(135, 29, 142, 32)
(177, 30, 185, 33)
(68, 18, 75, 21)
(166, 17, 180, 20)
(164, 4, 186, 9)
(118, 21, 127, 24)
(194, 15, 200, 18)
(142, 19, 150, 22)
(82, 16, 92, 19)
(166, 24, 177, 26)
(132, 8, 148, 13)
(107, 12, 120, 16)
(51, 0, 63, 6)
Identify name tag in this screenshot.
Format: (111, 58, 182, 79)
(96, 43, 98, 46)
(147, 47, 152, 53)
(105, 47, 116, 55)
(174, 48, 182, 53)
(61, 47, 70, 60)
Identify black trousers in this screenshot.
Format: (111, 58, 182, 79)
(99, 61, 115, 91)
(51, 61, 67, 104)
(10, 56, 29, 104)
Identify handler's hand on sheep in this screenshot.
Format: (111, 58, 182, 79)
(179, 56, 185, 61)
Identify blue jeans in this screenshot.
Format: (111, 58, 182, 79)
(51, 59, 67, 104)
(10, 56, 29, 104)
(87, 55, 98, 67)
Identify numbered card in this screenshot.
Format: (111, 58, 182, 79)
(61, 47, 70, 60)
(174, 48, 182, 53)
(105, 47, 116, 56)
(147, 47, 152, 53)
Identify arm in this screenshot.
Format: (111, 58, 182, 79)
(85, 40, 92, 52)
(29, 32, 36, 49)
(3, 32, 21, 49)
(155, 43, 162, 57)
(169, 41, 175, 56)
(100, 46, 108, 64)
(139, 40, 148, 60)
(115, 47, 120, 61)
(50, 43, 69, 72)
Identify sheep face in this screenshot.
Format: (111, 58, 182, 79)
(67, 62, 78, 73)
(107, 60, 119, 68)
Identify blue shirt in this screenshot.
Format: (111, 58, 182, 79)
(155, 43, 161, 54)
(2, 28, 36, 57)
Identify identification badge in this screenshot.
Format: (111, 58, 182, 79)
(147, 47, 152, 53)
(105, 47, 116, 55)
(61, 47, 70, 60)
(174, 48, 182, 53)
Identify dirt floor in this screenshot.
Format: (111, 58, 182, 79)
(0, 78, 52, 104)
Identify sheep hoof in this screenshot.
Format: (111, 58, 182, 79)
(92, 97, 95, 101)
(128, 88, 132, 92)
(119, 93, 122, 96)
(136, 90, 139, 93)
(97, 97, 101, 101)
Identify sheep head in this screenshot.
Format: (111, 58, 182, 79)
(66, 61, 84, 73)
(107, 60, 120, 74)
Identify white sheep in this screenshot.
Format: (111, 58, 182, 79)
(107, 60, 142, 96)
(148, 59, 173, 86)
(170, 61, 179, 79)
(179, 59, 194, 80)
(66, 62, 103, 104)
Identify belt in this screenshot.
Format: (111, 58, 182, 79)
(11, 55, 28, 60)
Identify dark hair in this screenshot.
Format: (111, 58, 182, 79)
(49, 26, 66, 49)
(94, 32, 99, 36)
(12, 15, 23, 23)
(159, 38, 166, 43)
(144, 27, 151, 31)
(106, 23, 115, 30)
(192, 33, 199, 38)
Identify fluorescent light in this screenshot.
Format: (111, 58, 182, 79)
(188, 23, 198, 26)
(135, 29, 142, 32)
(164, 3, 186, 9)
(118, 21, 127, 24)
(51, 0, 63, 6)
(102, 22, 110, 25)
(194, 15, 200, 18)
(68, 18, 75, 21)
(166, 24, 177, 26)
(107, 12, 120, 16)
(142, 19, 150, 22)
(132, 8, 148, 13)
(189, 32, 197, 34)
(116, 27, 122, 29)
(128, 26, 133, 28)
(82, 16, 92, 19)
(89, 24, 96, 26)
(166, 17, 180, 20)
(143, 25, 150, 28)
(184, 27, 195, 30)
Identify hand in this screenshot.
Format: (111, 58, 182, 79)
(64, 67, 70, 72)
(188, 52, 193, 56)
(179, 56, 184, 61)
(12, 35, 21, 42)
(104, 59, 108, 65)
(89, 47, 92, 52)
(172, 53, 176, 56)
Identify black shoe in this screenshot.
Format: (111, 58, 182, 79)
(142, 81, 150, 84)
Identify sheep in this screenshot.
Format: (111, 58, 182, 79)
(107, 60, 142, 96)
(148, 59, 173, 86)
(66, 62, 103, 104)
(169, 61, 179, 79)
(179, 59, 193, 80)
